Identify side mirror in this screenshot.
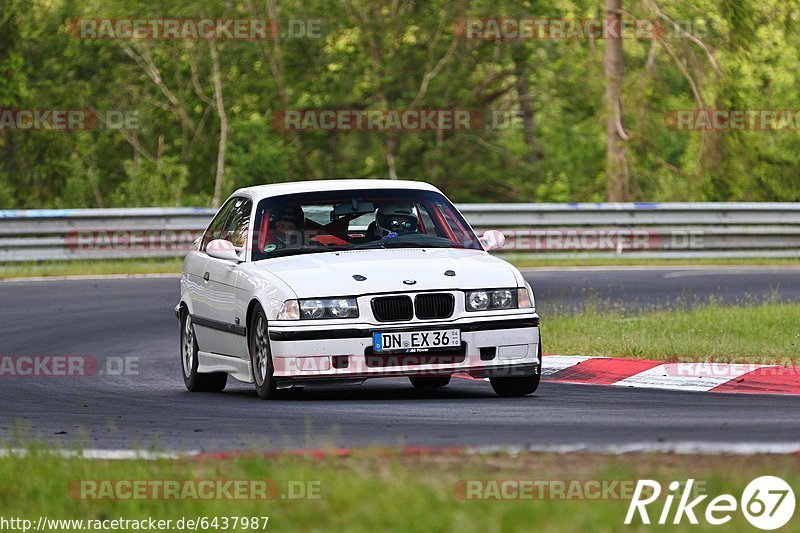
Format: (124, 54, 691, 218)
(480, 230, 506, 251)
(206, 239, 241, 262)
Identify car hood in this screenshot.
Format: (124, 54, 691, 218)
(250, 248, 519, 298)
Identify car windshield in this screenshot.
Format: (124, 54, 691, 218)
(250, 188, 482, 261)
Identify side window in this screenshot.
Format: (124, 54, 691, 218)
(201, 197, 252, 252)
(201, 198, 237, 251)
(226, 198, 252, 249)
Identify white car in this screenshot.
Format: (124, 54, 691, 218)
(176, 179, 541, 399)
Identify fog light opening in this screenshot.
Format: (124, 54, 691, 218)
(332, 355, 350, 369)
(479, 347, 497, 361)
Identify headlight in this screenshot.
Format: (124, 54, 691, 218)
(328, 298, 359, 318)
(466, 289, 519, 311)
(491, 290, 513, 309)
(300, 299, 327, 319)
(279, 298, 359, 320)
(467, 291, 490, 311)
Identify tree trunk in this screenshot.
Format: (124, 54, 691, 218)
(604, 0, 629, 201)
(385, 135, 398, 180)
(209, 40, 227, 208)
(511, 46, 543, 166)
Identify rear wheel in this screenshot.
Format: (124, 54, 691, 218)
(180, 310, 227, 392)
(249, 305, 279, 399)
(489, 342, 541, 397)
(409, 376, 451, 389)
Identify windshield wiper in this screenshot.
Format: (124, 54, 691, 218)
(382, 241, 452, 249)
(350, 238, 456, 249)
(259, 246, 350, 259)
(349, 241, 386, 250)
(256, 239, 463, 260)
(350, 240, 444, 250)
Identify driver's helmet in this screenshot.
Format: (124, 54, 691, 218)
(269, 205, 304, 244)
(376, 204, 418, 236)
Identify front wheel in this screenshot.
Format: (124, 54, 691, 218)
(489, 342, 542, 397)
(180, 310, 227, 392)
(249, 305, 279, 399)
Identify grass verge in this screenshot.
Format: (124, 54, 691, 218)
(511, 256, 800, 268)
(546, 301, 800, 362)
(0, 258, 183, 279)
(0, 449, 797, 532)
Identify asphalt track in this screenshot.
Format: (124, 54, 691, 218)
(526, 266, 800, 312)
(1, 267, 799, 452)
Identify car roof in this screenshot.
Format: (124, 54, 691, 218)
(232, 179, 442, 201)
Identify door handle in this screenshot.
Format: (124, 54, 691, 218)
(203, 272, 210, 281)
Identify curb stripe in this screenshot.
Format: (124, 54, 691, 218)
(190, 446, 468, 461)
(543, 355, 800, 396)
(17, 442, 799, 461)
(549, 358, 663, 385)
(0, 449, 195, 460)
(540, 355, 598, 376)
(471, 442, 800, 455)
(710, 366, 800, 395)
(613, 362, 764, 392)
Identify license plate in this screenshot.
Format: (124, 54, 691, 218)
(373, 329, 461, 352)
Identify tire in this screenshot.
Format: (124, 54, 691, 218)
(249, 304, 279, 400)
(180, 309, 227, 392)
(489, 342, 542, 398)
(409, 376, 451, 389)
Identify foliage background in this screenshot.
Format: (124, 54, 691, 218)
(0, 0, 798, 208)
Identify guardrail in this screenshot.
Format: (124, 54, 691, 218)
(1, 203, 798, 262)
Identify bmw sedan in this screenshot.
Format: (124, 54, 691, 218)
(176, 179, 541, 399)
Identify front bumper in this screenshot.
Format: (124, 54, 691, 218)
(267, 315, 540, 382)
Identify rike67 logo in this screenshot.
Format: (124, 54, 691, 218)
(625, 476, 795, 530)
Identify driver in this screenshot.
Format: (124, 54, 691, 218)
(375, 204, 419, 238)
(267, 205, 304, 250)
